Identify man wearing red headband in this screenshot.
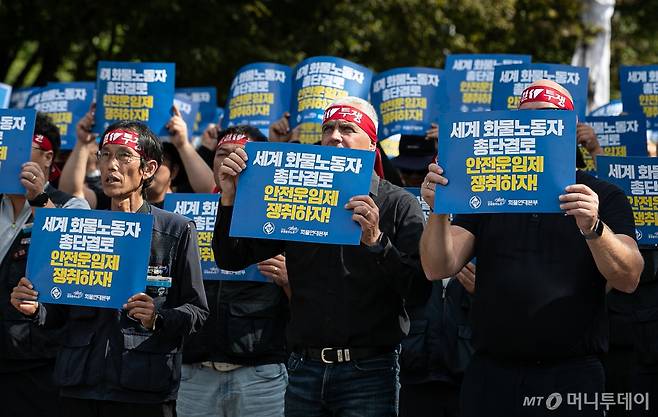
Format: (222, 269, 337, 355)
(0, 113, 89, 417)
(11, 121, 208, 417)
(177, 125, 290, 417)
(419, 79, 642, 417)
(213, 97, 427, 417)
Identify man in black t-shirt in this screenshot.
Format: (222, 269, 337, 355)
(419, 80, 644, 417)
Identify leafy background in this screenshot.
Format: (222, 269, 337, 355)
(1, 0, 654, 103)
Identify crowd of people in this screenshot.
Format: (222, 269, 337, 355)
(0, 76, 656, 417)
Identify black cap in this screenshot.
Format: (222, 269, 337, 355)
(391, 134, 436, 172)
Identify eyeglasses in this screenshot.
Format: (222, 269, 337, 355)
(96, 149, 141, 164)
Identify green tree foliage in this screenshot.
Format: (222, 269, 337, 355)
(0, 0, 647, 103)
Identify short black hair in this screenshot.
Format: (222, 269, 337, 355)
(162, 142, 187, 188)
(218, 125, 268, 142)
(35, 112, 61, 156)
(101, 121, 163, 190)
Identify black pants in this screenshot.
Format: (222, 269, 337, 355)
(399, 381, 460, 417)
(0, 363, 61, 417)
(460, 354, 605, 417)
(61, 398, 176, 417)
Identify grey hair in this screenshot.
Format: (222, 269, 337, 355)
(327, 96, 379, 134)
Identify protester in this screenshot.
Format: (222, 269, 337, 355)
(420, 79, 644, 417)
(390, 125, 475, 417)
(11, 121, 209, 417)
(0, 113, 89, 417)
(177, 125, 290, 417)
(214, 96, 428, 416)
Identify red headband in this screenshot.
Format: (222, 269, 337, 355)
(101, 129, 144, 156)
(32, 134, 53, 151)
(322, 105, 378, 143)
(217, 133, 250, 150)
(519, 86, 574, 111)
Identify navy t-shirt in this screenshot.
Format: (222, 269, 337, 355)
(452, 170, 636, 360)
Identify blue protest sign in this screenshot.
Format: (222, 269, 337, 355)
(581, 115, 648, 173)
(371, 67, 442, 138)
(26, 209, 153, 309)
(290, 56, 373, 144)
(491, 63, 589, 119)
(0, 109, 36, 194)
(589, 100, 623, 117)
(10, 87, 39, 109)
(405, 187, 431, 221)
(164, 193, 269, 282)
(435, 110, 577, 214)
(175, 87, 217, 134)
(597, 156, 658, 246)
(230, 142, 375, 244)
(619, 66, 658, 130)
(0, 83, 12, 109)
(173, 94, 200, 140)
(443, 54, 531, 113)
(224, 63, 292, 137)
(95, 61, 175, 136)
(25, 82, 95, 150)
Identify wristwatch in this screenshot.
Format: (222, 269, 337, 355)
(581, 218, 604, 240)
(28, 192, 49, 207)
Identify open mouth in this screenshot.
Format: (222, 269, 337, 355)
(105, 175, 121, 185)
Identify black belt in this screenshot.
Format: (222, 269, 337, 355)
(300, 347, 393, 364)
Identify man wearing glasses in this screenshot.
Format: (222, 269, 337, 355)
(419, 80, 643, 417)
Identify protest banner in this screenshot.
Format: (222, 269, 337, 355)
(173, 94, 200, 140)
(491, 63, 589, 119)
(224, 63, 291, 137)
(597, 156, 658, 246)
(10, 87, 39, 109)
(435, 109, 577, 214)
(176, 87, 217, 134)
(0, 83, 12, 109)
(443, 54, 531, 113)
(25, 82, 94, 150)
(26, 209, 153, 309)
(371, 67, 442, 138)
(620, 65, 658, 130)
(0, 108, 36, 194)
(290, 56, 372, 144)
(581, 115, 647, 173)
(230, 142, 375, 245)
(164, 193, 269, 282)
(95, 61, 175, 136)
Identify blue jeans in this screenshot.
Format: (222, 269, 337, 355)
(285, 351, 400, 417)
(176, 363, 287, 417)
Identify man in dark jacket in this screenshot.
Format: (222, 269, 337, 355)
(214, 97, 428, 417)
(177, 125, 290, 417)
(11, 121, 208, 417)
